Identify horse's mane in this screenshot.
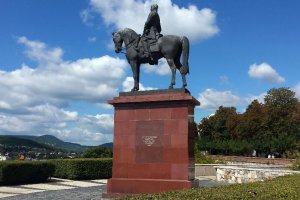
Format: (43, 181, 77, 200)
(119, 28, 138, 38)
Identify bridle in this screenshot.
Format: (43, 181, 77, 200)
(113, 31, 140, 54)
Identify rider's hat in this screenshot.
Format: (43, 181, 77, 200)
(151, 4, 158, 10)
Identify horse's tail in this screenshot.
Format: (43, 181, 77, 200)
(181, 36, 189, 74)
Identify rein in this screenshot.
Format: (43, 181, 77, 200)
(122, 35, 140, 54)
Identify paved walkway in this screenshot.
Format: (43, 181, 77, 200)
(0, 178, 107, 200)
(0, 176, 228, 200)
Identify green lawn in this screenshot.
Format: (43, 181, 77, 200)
(122, 174, 300, 200)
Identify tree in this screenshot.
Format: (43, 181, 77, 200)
(82, 146, 113, 158)
(263, 88, 300, 155)
(239, 100, 265, 137)
(199, 106, 239, 140)
(198, 106, 248, 155)
(236, 100, 268, 153)
(292, 102, 300, 152)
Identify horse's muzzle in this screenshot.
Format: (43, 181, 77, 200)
(115, 47, 121, 53)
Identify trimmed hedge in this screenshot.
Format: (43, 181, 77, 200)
(123, 174, 300, 200)
(0, 161, 55, 185)
(49, 158, 112, 180)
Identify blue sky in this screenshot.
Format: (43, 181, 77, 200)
(1, 0, 300, 145)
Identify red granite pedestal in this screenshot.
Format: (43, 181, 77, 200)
(102, 89, 200, 198)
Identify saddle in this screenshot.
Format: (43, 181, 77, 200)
(135, 34, 162, 64)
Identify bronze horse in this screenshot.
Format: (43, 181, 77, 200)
(112, 28, 189, 91)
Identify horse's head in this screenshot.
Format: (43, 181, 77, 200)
(112, 28, 138, 53)
(112, 32, 123, 53)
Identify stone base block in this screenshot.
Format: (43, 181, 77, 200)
(102, 178, 191, 198)
(103, 89, 200, 198)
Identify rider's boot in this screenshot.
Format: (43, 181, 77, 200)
(148, 53, 156, 65)
(150, 55, 158, 65)
(142, 40, 156, 65)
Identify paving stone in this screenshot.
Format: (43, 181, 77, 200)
(0, 187, 43, 194)
(1, 185, 107, 200)
(0, 179, 107, 200)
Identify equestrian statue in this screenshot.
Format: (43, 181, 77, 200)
(112, 4, 190, 91)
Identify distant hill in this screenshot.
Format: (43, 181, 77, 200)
(0, 136, 54, 150)
(100, 142, 113, 148)
(9, 135, 90, 152)
(0, 135, 113, 152)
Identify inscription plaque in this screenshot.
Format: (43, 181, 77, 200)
(136, 120, 164, 163)
(142, 136, 158, 146)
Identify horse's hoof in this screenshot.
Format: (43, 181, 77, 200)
(169, 86, 174, 90)
(131, 87, 139, 92)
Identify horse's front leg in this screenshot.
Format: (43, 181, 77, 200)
(167, 59, 176, 89)
(130, 61, 139, 91)
(136, 63, 140, 90)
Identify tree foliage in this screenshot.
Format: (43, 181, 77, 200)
(82, 146, 113, 158)
(198, 88, 300, 157)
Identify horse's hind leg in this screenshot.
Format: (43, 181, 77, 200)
(175, 58, 187, 88)
(181, 74, 187, 88)
(167, 59, 176, 89)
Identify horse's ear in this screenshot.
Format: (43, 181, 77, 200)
(112, 32, 115, 36)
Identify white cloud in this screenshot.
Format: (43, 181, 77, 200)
(88, 37, 97, 43)
(292, 82, 300, 99)
(18, 36, 63, 65)
(142, 59, 171, 76)
(219, 75, 230, 85)
(245, 92, 266, 104)
(51, 114, 114, 145)
(0, 105, 78, 134)
(49, 127, 111, 146)
(94, 114, 114, 129)
(0, 101, 11, 109)
(198, 86, 299, 114)
(85, 0, 219, 42)
(9, 36, 128, 106)
(0, 37, 128, 145)
(80, 9, 94, 27)
(198, 89, 241, 111)
(80, 114, 113, 133)
(122, 76, 156, 92)
(96, 103, 113, 110)
(248, 63, 285, 83)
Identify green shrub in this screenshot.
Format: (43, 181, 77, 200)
(293, 153, 300, 171)
(123, 174, 300, 200)
(195, 151, 215, 164)
(49, 158, 112, 180)
(195, 148, 225, 164)
(198, 138, 253, 156)
(0, 161, 55, 185)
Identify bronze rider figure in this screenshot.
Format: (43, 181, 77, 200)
(142, 4, 161, 65)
